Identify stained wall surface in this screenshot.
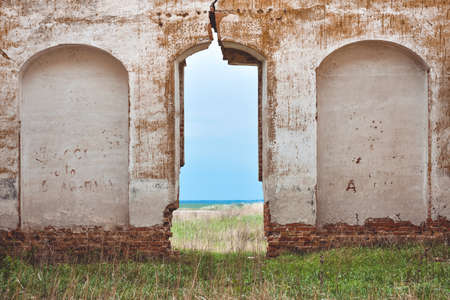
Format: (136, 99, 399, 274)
(21, 45, 129, 229)
(0, 0, 448, 233)
(317, 42, 428, 225)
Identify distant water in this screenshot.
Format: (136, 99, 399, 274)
(180, 200, 263, 209)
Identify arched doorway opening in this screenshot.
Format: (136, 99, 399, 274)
(172, 38, 267, 253)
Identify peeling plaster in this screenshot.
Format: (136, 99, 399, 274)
(0, 0, 448, 231)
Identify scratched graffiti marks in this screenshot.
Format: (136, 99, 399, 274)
(34, 147, 116, 194)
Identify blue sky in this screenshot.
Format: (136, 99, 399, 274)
(179, 39, 263, 201)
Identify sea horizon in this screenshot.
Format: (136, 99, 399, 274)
(179, 199, 264, 209)
(180, 199, 263, 202)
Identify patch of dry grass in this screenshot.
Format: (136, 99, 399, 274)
(171, 203, 267, 253)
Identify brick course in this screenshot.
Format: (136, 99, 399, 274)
(0, 203, 178, 262)
(264, 202, 449, 257)
(1, 201, 448, 261)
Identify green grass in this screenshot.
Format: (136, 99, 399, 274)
(171, 214, 266, 253)
(1, 206, 448, 299)
(1, 244, 448, 299)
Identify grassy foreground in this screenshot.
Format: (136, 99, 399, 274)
(1, 205, 448, 299)
(0, 244, 448, 299)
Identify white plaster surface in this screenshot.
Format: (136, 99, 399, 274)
(317, 41, 428, 225)
(21, 45, 129, 229)
(129, 179, 170, 227)
(0, 200, 18, 230)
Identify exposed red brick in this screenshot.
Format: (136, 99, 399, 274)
(264, 202, 449, 257)
(2, 200, 448, 261)
(0, 202, 180, 262)
(0, 225, 174, 262)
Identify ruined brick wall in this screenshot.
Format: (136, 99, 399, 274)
(264, 202, 449, 257)
(0, 0, 448, 257)
(0, 226, 173, 261)
(0, 203, 178, 261)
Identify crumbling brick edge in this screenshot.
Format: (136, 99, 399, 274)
(264, 202, 449, 257)
(0, 202, 179, 263)
(1, 201, 448, 262)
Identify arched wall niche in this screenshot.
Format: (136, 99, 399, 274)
(20, 44, 130, 229)
(316, 40, 429, 226)
(316, 40, 430, 71)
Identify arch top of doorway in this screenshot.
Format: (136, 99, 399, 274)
(175, 42, 212, 64)
(19, 43, 129, 78)
(220, 41, 266, 63)
(316, 39, 430, 72)
(174, 40, 266, 65)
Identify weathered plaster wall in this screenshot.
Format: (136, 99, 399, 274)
(0, 1, 448, 239)
(317, 41, 428, 226)
(0, 0, 213, 230)
(21, 45, 129, 229)
(216, 0, 449, 225)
